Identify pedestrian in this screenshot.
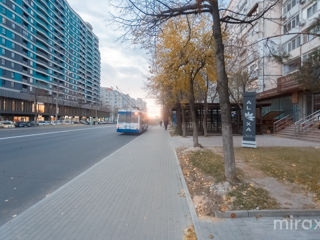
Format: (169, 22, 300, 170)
(159, 120, 162, 127)
(164, 120, 168, 130)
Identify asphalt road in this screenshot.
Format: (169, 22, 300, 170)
(0, 125, 137, 226)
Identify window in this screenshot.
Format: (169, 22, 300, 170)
(314, 93, 320, 111)
(307, 3, 317, 18)
(284, 58, 301, 74)
(302, 48, 320, 63)
(284, 15, 299, 33)
(304, 25, 320, 43)
(284, 0, 297, 14)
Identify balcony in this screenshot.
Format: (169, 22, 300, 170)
(257, 72, 302, 100)
(277, 72, 301, 93)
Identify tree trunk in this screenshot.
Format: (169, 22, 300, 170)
(211, 1, 236, 182)
(181, 106, 187, 137)
(189, 76, 199, 147)
(176, 102, 183, 136)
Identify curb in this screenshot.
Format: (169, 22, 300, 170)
(215, 209, 320, 218)
(169, 138, 203, 240)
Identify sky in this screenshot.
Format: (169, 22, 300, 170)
(67, 0, 161, 118)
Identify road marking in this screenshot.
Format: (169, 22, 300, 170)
(0, 126, 114, 141)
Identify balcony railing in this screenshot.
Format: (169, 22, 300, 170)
(277, 72, 301, 93)
(258, 72, 302, 100)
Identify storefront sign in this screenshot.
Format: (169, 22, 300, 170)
(242, 92, 257, 148)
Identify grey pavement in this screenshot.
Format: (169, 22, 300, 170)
(170, 134, 320, 149)
(198, 217, 320, 240)
(0, 126, 192, 240)
(0, 125, 136, 225)
(169, 131, 320, 240)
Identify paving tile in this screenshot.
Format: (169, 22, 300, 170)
(0, 127, 191, 240)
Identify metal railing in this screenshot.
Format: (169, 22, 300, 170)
(273, 114, 293, 133)
(295, 110, 320, 134)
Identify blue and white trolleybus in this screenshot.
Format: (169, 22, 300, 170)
(116, 109, 148, 134)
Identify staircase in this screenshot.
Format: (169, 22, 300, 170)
(275, 110, 320, 142)
(277, 124, 320, 142)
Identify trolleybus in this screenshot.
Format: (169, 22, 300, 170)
(116, 109, 148, 134)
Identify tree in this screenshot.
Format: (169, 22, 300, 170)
(297, 50, 320, 92)
(148, 16, 215, 146)
(112, 0, 280, 182)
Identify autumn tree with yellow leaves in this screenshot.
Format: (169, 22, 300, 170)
(148, 16, 217, 147)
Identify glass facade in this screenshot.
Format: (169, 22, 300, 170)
(0, 0, 101, 104)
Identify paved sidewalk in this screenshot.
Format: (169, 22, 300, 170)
(198, 217, 320, 240)
(170, 134, 320, 149)
(168, 132, 320, 240)
(0, 127, 191, 240)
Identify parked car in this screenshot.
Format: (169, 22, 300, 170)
(38, 121, 46, 126)
(14, 121, 28, 128)
(0, 121, 15, 128)
(80, 120, 89, 125)
(26, 121, 38, 127)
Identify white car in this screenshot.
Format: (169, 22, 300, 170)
(0, 121, 15, 128)
(38, 121, 46, 126)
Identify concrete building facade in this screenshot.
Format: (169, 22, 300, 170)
(100, 87, 147, 122)
(226, 0, 283, 93)
(0, 0, 105, 121)
(226, 0, 320, 122)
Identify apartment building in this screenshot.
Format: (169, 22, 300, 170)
(226, 0, 320, 122)
(136, 98, 147, 111)
(0, 0, 105, 121)
(100, 87, 146, 122)
(279, 0, 320, 119)
(226, 0, 283, 93)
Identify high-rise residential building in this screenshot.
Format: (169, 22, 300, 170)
(0, 0, 105, 121)
(226, 0, 282, 93)
(100, 87, 146, 122)
(136, 98, 147, 111)
(226, 0, 320, 122)
(281, 0, 320, 76)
